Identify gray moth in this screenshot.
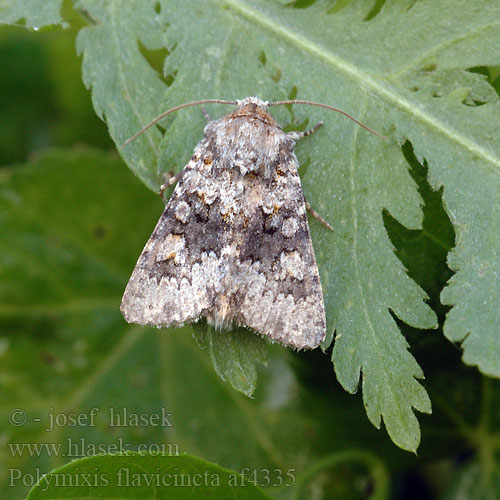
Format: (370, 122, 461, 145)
(121, 96, 332, 349)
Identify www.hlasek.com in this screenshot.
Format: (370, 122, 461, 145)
(10, 467, 297, 491)
(8, 438, 179, 458)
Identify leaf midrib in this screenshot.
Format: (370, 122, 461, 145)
(216, 0, 500, 172)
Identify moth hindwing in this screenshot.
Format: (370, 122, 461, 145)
(121, 96, 326, 349)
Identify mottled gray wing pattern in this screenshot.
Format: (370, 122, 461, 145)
(121, 100, 326, 349)
(227, 151, 326, 349)
(121, 151, 325, 349)
(120, 151, 231, 328)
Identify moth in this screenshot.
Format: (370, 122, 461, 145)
(120, 97, 385, 349)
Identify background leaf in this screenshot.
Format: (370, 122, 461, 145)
(0, 0, 65, 29)
(0, 8, 111, 166)
(27, 453, 272, 499)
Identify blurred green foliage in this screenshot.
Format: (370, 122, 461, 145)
(0, 10, 111, 166)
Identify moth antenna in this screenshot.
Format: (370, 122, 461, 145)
(123, 99, 238, 146)
(269, 100, 388, 141)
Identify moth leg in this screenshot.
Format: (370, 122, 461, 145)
(287, 121, 323, 141)
(159, 171, 180, 199)
(288, 121, 331, 230)
(201, 106, 211, 122)
(305, 200, 333, 232)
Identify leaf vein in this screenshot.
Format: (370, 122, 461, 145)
(217, 0, 500, 171)
(389, 19, 500, 80)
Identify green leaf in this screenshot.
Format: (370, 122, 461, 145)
(384, 142, 455, 315)
(26, 453, 272, 499)
(0, 0, 65, 29)
(75, 0, 173, 192)
(192, 324, 268, 397)
(441, 460, 500, 500)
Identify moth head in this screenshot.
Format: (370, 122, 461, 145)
(235, 96, 269, 111)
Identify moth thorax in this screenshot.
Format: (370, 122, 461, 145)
(215, 119, 283, 178)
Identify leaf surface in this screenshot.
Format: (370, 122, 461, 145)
(27, 453, 272, 499)
(0, 0, 65, 28)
